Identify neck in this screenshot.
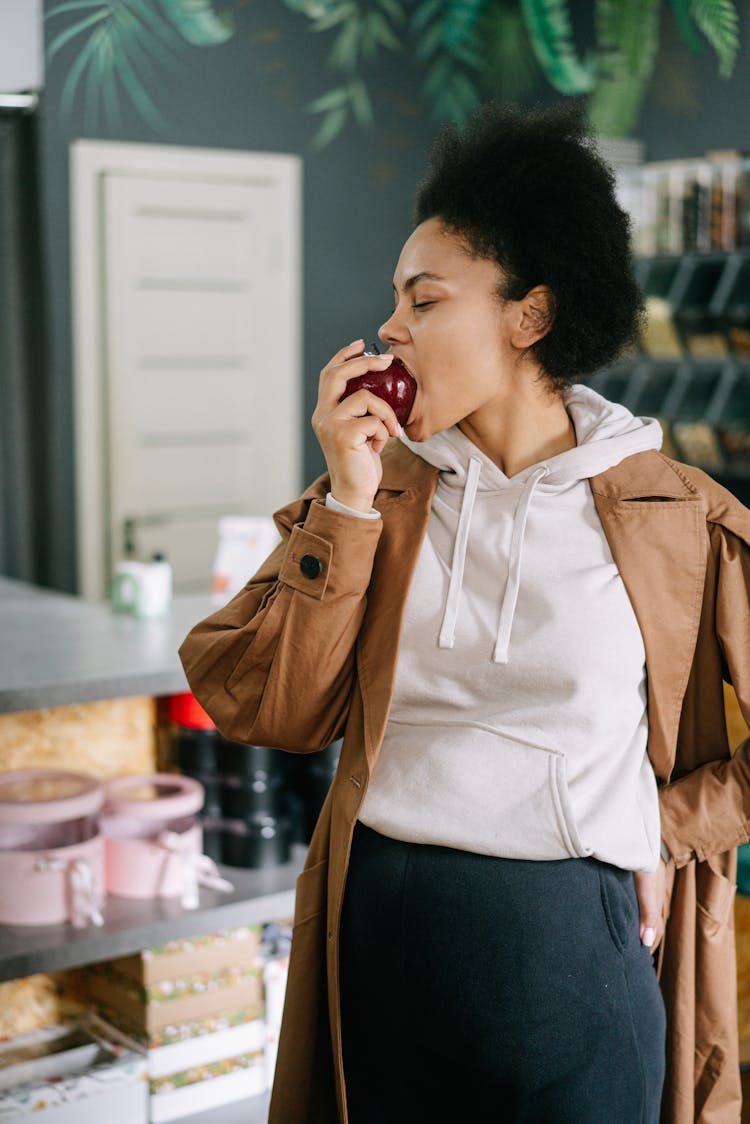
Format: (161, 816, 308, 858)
(458, 371, 576, 477)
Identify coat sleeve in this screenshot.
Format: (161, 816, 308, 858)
(178, 494, 382, 750)
(659, 523, 750, 866)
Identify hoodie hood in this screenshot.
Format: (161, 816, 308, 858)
(399, 384, 663, 663)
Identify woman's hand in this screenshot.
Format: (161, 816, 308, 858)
(312, 339, 402, 513)
(633, 859, 667, 951)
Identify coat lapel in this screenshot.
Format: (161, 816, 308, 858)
(590, 453, 708, 781)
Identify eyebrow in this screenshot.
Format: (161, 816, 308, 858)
(392, 271, 446, 294)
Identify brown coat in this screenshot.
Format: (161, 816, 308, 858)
(179, 440, 750, 1124)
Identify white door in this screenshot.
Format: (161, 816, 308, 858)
(71, 143, 302, 598)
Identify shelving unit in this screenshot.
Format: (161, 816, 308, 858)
(0, 854, 302, 983)
(0, 854, 303, 1122)
(585, 249, 750, 506)
(177, 1089, 272, 1124)
(0, 579, 308, 1123)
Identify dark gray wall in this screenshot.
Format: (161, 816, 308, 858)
(38, 1, 436, 592)
(34, 0, 750, 592)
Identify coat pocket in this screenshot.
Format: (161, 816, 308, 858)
(293, 857, 329, 927)
(696, 858, 736, 935)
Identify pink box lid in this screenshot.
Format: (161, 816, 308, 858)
(103, 773, 204, 821)
(0, 770, 104, 824)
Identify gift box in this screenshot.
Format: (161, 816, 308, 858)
(83, 927, 264, 1039)
(0, 771, 104, 928)
(148, 1048, 265, 1123)
(85, 958, 262, 1035)
(0, 1018, 147, 1123)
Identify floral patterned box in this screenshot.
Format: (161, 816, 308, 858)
(83, 926, 264, 1036)
(149, 1048, 265, 1123)
(0, 1019, 147, 1123)
(108, 926, 262, 985)
(84, 960, 263, 1034)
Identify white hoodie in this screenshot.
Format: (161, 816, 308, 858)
(353, 384, 665, 872)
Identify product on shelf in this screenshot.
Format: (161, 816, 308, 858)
(668, 363, 733, 470)
(83, 926, 264, 1037)
(162, 693, 342, 865)
(211, 516, 280, 608)
(82, 926, 266, 1121)
(618, 153, 750, 256)
(101, 773, 232, 908)
(0, 1016, 148, 1123)
(670, 255, 729, 357)
(714, 257, 750, 356)
(260, 919, 292, 1091)
(0, 770, 104, 928)
(715, 369, 750, 467)
(149, 1046, 265, 1123)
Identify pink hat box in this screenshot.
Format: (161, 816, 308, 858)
(0, 770, 105, 927)
(102, 774, 211, 903)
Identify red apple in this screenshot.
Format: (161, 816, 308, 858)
(340, 356, 417, 427)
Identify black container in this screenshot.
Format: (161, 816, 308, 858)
(166, 727, 218, 775)
(220, 773, 284, 818)
(201, 817, 224, 864)
(216, 740, 284, 780)
(194, 774, 222, 818)
(221, 814, 291, 869)
(283, 788, 310, 846)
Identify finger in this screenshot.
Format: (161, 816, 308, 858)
(318, 339, 367, 392)
(321, 351, 395, 401)
(641, 919, 664, 951)
(338, 414, 391, 450)
(335, 388, 402, 437)
(633, 869, 659, 948)
(641, 923, 657, 949)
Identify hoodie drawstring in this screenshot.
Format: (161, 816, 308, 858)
(439, 459, 549, 659)
(438, 456, 482, 650)
(493, 466, 549, 663)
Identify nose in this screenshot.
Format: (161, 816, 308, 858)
(378, 303, 409, 347)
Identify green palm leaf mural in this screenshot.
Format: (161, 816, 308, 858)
(520, 0, 595, 94)
(46, 0, 744, 145)
(46, 0, 234, 130)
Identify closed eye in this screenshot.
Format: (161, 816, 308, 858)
(412, 301, 435, 310)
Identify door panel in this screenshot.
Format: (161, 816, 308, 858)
(96, 161, 300, 595)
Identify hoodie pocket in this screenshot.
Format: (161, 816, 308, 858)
(371, 720, 592, 861)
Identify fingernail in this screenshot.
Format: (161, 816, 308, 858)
(397, 424, 404, 436)
(349, 338, 364, 346)
(642, 927, 655, 948)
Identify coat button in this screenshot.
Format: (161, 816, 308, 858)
(299, 553, 323, 579)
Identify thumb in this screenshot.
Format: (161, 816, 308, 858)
(640, 916, 657, 950)
(633, 868, 661, 950)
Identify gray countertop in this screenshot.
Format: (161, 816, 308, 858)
(0, 577, 216, 713)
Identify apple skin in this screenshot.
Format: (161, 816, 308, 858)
(340, 357, 417, 427)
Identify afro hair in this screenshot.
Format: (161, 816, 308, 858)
(414, 101, 643, 389)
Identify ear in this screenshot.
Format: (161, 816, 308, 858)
(510, 285, 555, 348)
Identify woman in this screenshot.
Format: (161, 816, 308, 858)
(180, 103, 750, 1124)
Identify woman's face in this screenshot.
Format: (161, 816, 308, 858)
(378, 217, 524, 442)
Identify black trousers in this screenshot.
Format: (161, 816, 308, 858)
(340, 821, 666, 1124)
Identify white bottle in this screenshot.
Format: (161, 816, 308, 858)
(137, 552, 173, 619)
